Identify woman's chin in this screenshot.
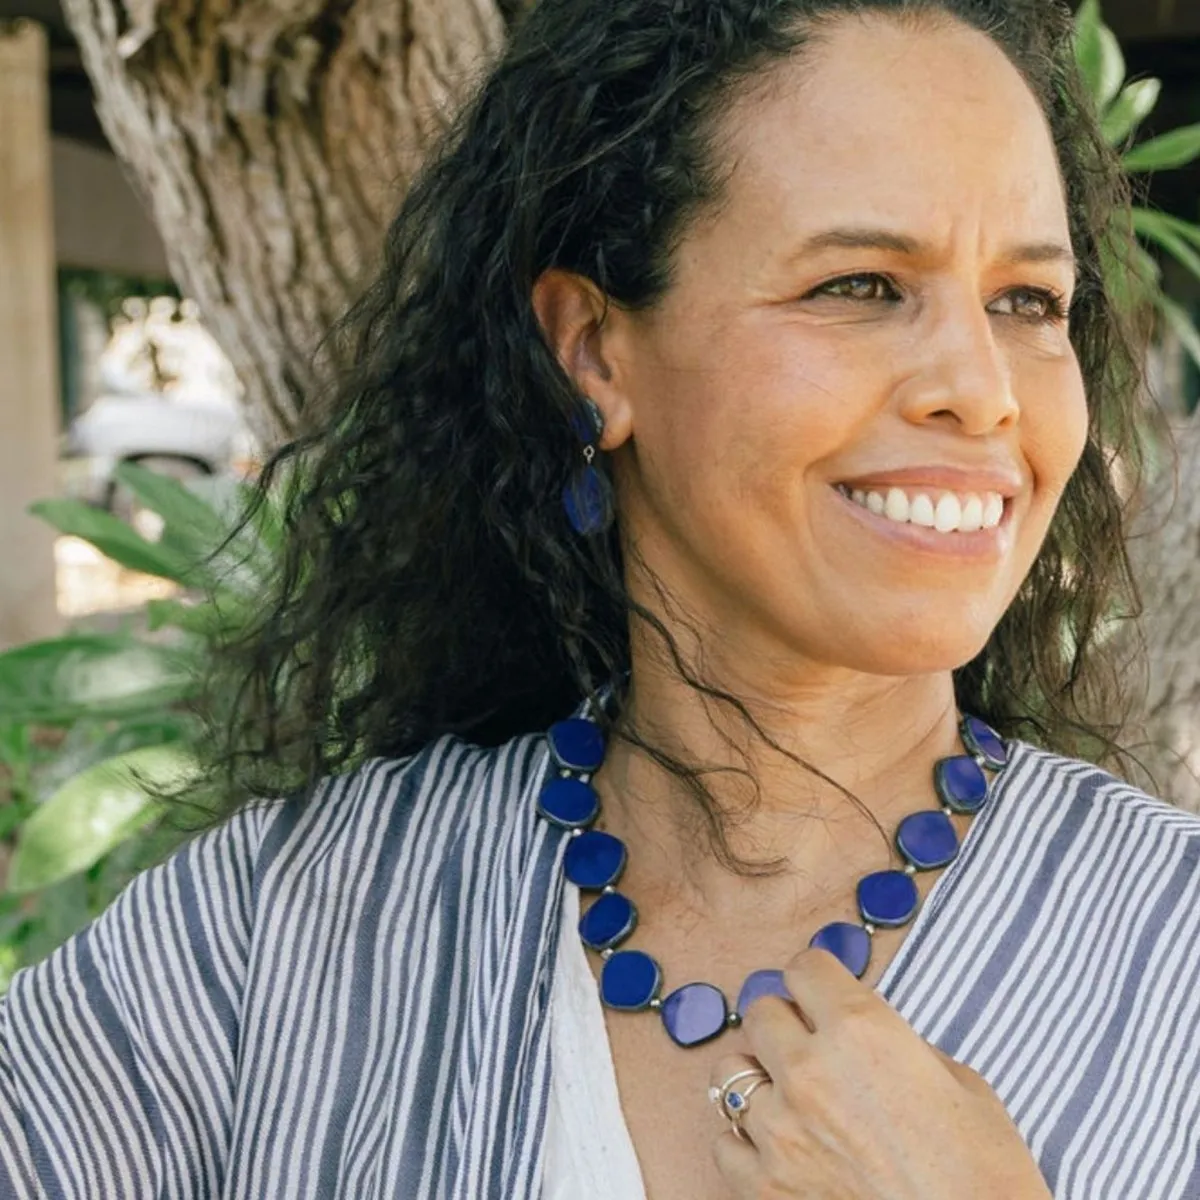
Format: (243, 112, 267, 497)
(807, 618, 997, 679)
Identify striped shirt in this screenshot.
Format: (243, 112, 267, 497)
(1, 729, 1200, 1198)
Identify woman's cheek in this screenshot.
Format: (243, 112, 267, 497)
(1025, 364, 1090, 495)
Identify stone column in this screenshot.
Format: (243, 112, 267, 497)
(0, 21, 63, 649)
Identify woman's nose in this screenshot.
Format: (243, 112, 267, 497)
(894, 305, 1020, 435)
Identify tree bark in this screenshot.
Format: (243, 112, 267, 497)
(1129, 412, 1200, 809)
(60, 0, 509, 446)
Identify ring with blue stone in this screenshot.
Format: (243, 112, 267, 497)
(714, 1070, 771, 1140)
(709, 1068, 763, 1108)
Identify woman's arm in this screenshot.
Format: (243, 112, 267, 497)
(0, 1028, 39, 1194)
(0, 803, 275, 1199)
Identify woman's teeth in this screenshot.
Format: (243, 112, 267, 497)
(835, 484, 1006, 534)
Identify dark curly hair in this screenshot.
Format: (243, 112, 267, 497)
(200, 0, 1157, 857)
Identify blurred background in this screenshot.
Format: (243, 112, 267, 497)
(0, 0, 1198, 983)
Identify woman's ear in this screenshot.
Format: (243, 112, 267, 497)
(531, 268, 634, 452)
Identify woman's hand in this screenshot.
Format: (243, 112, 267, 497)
(710, 948, 1052, 1199)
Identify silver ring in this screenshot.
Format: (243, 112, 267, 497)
(709, 1068, 771, 1140)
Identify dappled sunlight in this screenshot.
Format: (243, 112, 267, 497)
(55, 536, 178, 620)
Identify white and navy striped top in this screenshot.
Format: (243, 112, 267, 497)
(2, 729, 1200, 1198)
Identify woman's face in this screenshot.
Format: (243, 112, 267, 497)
(598, 14, 1088, 683)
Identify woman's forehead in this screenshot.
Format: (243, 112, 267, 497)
(703, 15, 1069, 249)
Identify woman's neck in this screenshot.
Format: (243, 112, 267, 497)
(591, 662, 965, 919)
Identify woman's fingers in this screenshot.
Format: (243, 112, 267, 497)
(709, 1052, 767, 1114)
(709, 1051, 777, 1197)
(781, 946, 869, 1034)
(709, 1052, 776, 1145)
(713, 1126, 763, 1195)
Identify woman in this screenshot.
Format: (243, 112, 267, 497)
(1, 0, 1194, 1196)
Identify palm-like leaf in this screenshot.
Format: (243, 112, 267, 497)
(1074, 1, 1200, 378)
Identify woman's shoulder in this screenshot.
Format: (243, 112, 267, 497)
(312, 727, 551, 830)
(250, 728, 556, 898)
(1006, 738, 1200, 830)
(993, 738, 1200, 889)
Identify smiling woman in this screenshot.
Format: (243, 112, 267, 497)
(0, 2, 1193, 1200)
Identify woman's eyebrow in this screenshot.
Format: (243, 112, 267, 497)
(793, 226, 1077, 271)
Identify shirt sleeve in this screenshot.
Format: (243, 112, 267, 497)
(0, 802, 276, 1200)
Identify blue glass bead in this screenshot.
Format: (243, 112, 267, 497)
(547, 718, 606, 774)
(857, 870, 919, 928)
(563, 466, 614, 536)
(564, 830, 627, 890)
(809, 922, 871, 978)
(660, 982, 728, 1048)
(934, 755, 990, 815)
(896, 810, 959, 870)
(536, 777, 600, 829)
(961, 715, 1009, 770)
(600, 950, 661, 1011)
(736, 969, 792, 1019)
(579, 891, 637, 951)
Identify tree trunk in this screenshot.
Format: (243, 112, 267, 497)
(1129, 412, 1200, 810)
(60, 0, 509, 446)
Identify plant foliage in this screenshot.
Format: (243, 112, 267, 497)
(1074, 0, 1200, 389)
(0, 464, 279, 990)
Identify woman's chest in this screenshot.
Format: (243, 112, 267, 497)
(599, 931, 909, 1200)
(604, 1016, 742, 1200)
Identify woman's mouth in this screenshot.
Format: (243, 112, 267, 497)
(833, 483, 1006, 534)
(830, 483, 1015, 559)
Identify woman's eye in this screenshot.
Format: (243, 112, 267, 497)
(991, 287, 1070, 323)
(813, 273, 898, 302)
(810, 275, 1069, 325)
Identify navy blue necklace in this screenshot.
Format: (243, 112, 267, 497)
(535, 706, 1010, 1049)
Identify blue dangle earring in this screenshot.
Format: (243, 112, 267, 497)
(563, 397, 615, 536)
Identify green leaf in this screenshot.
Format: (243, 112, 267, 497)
(6, 745, 197, 893)
(1132, 209, 1200, 284)
(0, 723, 31, 772)
(0, 801, 32, 840)
(113, 461, 231, 548)
(0, 943, 20, 994)
(1098, 228, 1160, 322)
(114, 464, 274, 595)
(1123, 124, 1200, 172)
(28, 498, 199, 584)
(244, 480, 286, 557)
(0, 635, 197, 724)
(86, 823, 191, 912)
(23, 874, 90, 949)
(1132, 208, 1200, 251)
(1074, 0, 1126, 111)
(145, 596, 248, 637)
(0, 799, 35, 840)
(31, 715, 194, 800)
(1158, 294, 1200, 376)
(1100, 78, 1161, 145)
